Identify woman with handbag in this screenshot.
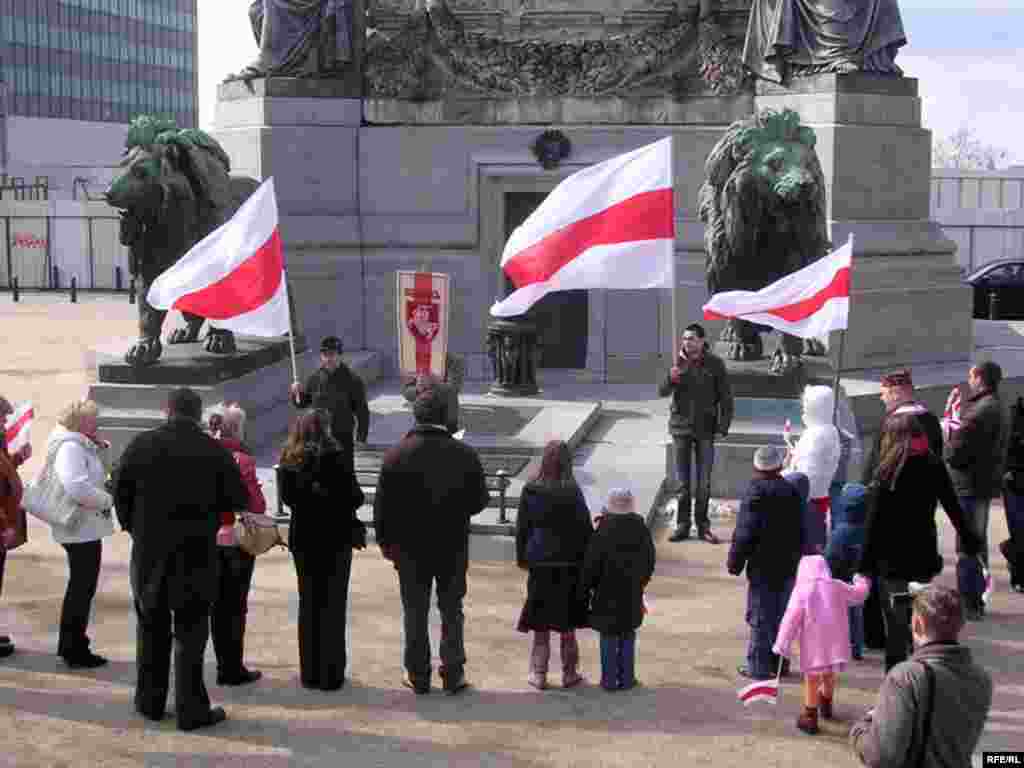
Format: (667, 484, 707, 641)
(0, 395, 31, 659)
(860, 412, 982, 673)
(278, 409, 366, 691)
(209, 404, 266, 686)
(44, 400, 115, 668)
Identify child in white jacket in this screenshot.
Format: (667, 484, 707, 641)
(786, 385, 840, 554)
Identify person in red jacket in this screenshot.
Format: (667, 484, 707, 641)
(0, 396, 30, 658)
(209, 404, 266, 685)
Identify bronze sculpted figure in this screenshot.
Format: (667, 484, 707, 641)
(698, 109, 830, 374)
(229, 0, 353, 80)
(105, 116, 261, 366)
(742, 0, 907, 82)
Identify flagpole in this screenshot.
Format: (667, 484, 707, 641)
(284, 270, 299, 385)
(832, 233, 854, 426)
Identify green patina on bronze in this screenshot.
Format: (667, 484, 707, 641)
(105, 115, 260, 367)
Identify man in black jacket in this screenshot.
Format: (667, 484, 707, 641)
(659, 323, 733, 544)
(945, 360, 1006, 619)
(290, 336, 370, 465)
(373, 388, 490, 695)
(114, 388, 249, 732)
(728, 445, 804, 680)
(862, 369, 943, 483)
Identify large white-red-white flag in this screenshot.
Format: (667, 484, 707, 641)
(490, 138, 675, 318)
(4, 402, 33, 455)
(703, 235, 853, 339)
(147, 178, 291, 337)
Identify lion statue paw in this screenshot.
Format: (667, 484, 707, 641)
(204, 329, 237, 355)
(768, 348, 803, 376)
(167, 324, 203, 345)
(125, 337, 163, 367)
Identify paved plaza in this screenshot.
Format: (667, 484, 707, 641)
(0, 294, 1022, 767)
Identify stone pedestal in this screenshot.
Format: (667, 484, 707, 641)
(754, 74, 972, 374)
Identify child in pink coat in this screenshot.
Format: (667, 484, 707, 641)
(773, 555, 870, 735)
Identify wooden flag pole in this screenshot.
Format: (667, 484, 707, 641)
(284, 270, 299, 386)
(832, 233, 854, 426)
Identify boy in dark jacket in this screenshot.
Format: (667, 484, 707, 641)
(582, 488, 655, 691)
(728, 445, 804, 680)
(825, 483, 869, 660)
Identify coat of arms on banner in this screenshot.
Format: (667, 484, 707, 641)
(396, 271, 450, 379)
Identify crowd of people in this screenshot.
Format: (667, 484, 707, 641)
(0, 328, 1017, 762)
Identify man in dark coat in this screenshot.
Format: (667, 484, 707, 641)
(945, 360, 1006, 619)
(728, 445, 804, 680)
(849, 585, 992, 768)
(114, 388, 249, 731)
(659, 322, 733, 544)
(372, 388, 490, 695)
(290, 335, 370, 466)
(1000, 396, 1024, 593)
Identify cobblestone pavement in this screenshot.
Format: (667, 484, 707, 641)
(1, 295, 1021, 767)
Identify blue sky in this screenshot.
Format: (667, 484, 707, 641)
(198, 0, 1024, 165)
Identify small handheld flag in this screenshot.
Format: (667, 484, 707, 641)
(738, 657, 783, 707)
(4, 401, 33, 454)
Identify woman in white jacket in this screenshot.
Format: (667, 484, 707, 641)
(48, 400, 114, 668)
(785, 385, 840, 554)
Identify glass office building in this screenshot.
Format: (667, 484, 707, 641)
(1, 0, 198, 128)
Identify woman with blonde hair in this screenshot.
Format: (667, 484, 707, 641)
(45, 399, 115, 668)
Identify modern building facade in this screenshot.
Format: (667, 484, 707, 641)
(0, 0, 198, 198)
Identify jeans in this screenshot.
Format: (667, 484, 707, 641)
(396, 549, 468, 686)
(878, 577, 912, 672)
(672, 436, 715, 534)
(956, 495, 992, 568)
(745, 578, 795, 679)
(599, 631, 637, 690)
(58, 540, 102, 659)
(849, 605, 864, 659)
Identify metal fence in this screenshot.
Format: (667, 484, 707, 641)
(939, 223, 1024, 274)
(1, 214, 131, 290)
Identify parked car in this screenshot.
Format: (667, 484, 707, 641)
(965, 259, 1024, 319)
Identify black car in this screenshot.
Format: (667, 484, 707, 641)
(965, 259, 1024, 320)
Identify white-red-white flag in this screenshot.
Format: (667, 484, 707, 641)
(737, 678, 779, 707)
(703, 235, 853, 339)
(4, 402, 33, 454)
(147, 178, 291, 337)
(490, 138, 674, 318)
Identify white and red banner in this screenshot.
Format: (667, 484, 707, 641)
(737, 678, 779, 707)
(147, 178, 291, 337)
(396, 271, 450, 379)
(4, 402, 33, 455)
(490, 137, 675, 318)
(942, 385, 963, 441)
(703, 235, 853, 339)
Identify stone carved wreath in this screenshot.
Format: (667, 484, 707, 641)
(365, 0, 748, 99)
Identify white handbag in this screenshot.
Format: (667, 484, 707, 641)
(22, 438, 81, 528)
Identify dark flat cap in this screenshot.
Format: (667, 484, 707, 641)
(320, 336, 343, 353)
(881, 369, 912, 387)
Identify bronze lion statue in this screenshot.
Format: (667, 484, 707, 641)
(105, 116, 261, 366)
(697, 108, 830, 374)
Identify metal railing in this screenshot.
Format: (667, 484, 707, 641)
(273, 464, 516, 529)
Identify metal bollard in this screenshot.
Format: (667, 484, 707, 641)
(496, 469, 509, 524)
(11, 277, 18, 302)
(115, 266, 123, 291)
(989, 291, 1000, 321)
(70, 276, 78, 303)
(128, 277, 136, 305)
(52, 265, 59, 289)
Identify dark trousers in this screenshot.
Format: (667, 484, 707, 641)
(133, 586, 213, 730)
(957, 495, 992, 611)
(878, 577, 912, 673)
(672, 436, 715, 534)
(58, 540, 102, 659)
(292, 546, 353, 689)
(211, 547, 256, 677)
(956, 495, 991, 567)
(396, 549, 468, 685)
(0, 547, 6, 639)
(599, 631, 637, 690)
(745, 578, 794, 679)
(1003, 490, 1024, 586)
